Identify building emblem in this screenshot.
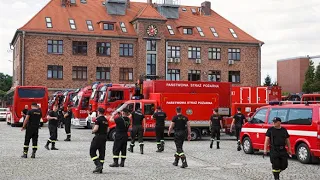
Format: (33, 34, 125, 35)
(147, 25, 158, 37)
(186, 109, 193, 115)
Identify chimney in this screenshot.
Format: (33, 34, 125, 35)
(147, 0, 152, 5)
(201, 1, 211, 16)
(127, 0, 130, 8)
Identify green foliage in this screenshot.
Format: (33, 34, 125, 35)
(263, 74, 272, 86)
(282, 92, 290, 96)
(302, 60, 315, 93)
(0, 73, 13, 100)
(313, 63, 320, 92)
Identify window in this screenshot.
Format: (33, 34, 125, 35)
(210, 27, 218, 37)
(69, 19, 76, 30)
(188, 70, 201, 81)
(70, 0, 76, 4)
(73, 41, 87, 55)
(97, 42, 111, 56)
(167, 46, 180, 58)
(208, 70, 221, 82)
(103, 23, 114, 30)
(196, 27, 204, 37)
(287, 109, 312, 125)
(45, 17, 52, 28)
(86, 20, 94, 31)
(183, 28, 193, 35)
(127, 103, 134, 113)
(229, 28, 238, 38)
(119, 43, 133, 57)
(72, 66, 87, 80)
(120, 22, 127, 33)
(208, 48, 221, 60)
(147, 40, 157, 51)
(182, 7, 187, 11)
(119, 68, 133, 81)
(167, 69, 180, 81)
(229, 71, 240, 83)
(47, 65, 63, 79)
(18, 88, 45, 98)
(47, 40, 63, 54)
(96, 67, 110, 81)
(228, 48, 241, 60)
(191, 8, 196, 13)
(188, 47, 201, 59)
(81, 97, 90, 108)
(108, 90, 124, 103)
(144, 103, 155, 115)
(268, 108, 289, 124)
(147, 54, 156, 76)
(250, 108, 268, 124)
(167, 25, 175, 35)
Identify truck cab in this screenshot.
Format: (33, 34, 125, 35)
(71, 86, 92, 128)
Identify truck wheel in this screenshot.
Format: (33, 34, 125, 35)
(190, 128, 200, 141)
(242, 137, 254, 154)
(85, 121, 91, 129)
(297, 143, 311, 164)
(7, 122, 10, 125)
(11, 123, 16, 127)
(108, 129, 116, 141)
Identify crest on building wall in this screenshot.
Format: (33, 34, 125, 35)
(146, 25, 158, 37)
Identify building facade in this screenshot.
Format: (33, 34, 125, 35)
(11, 0, 263, 92)
(277, 57, 309, 93)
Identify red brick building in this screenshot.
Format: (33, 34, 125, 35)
(10, 0, 263, 93)
(277, 57, 310, 93)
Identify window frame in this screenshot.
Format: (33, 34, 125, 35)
(103, 23, 114, 30)
(45, 17, 52, 28)
(120, 22, 127, 33)
(267, 108, 289, 124)
(72, 66, 87, 80)
(72, 41, 88, 55)
(119, 68, 133, 81)
(229, 28, 238, 38)
(47, 40, 63, 54)
(208, 47, 221, 60)
(188, 47, 201, 59)
(250, 108, 268, 124)
(167, 25, 175, 35)
(287, 108, 313, 125)
(47, 65, 63, 79)
(183, 28, 193, 35)
(69, 18, 77, 30)
(228, 71, 241, 83)
(188, 70, 201, 81)
(86, 20, 94, 31)
(119, 43, 133, 57)
(146, 54, 157, 76)
(208, 70, 221, 82)
(210, 27, 219, 37)
(146, 40, 157, 51)
(228, 48, 241, 61)
(167, 46, 181, 58)
(167, 69, 180, 81)
(196, 27, 205, 37)
(96, 42, 111, 56)
(96, 67, 111, 81)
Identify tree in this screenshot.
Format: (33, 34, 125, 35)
(302, 60, 315, 93)
(263, 74, 272, 86)
(0, 73, 12, 92)
(313, 63, 320, 92)
(272, 80, 278, 86)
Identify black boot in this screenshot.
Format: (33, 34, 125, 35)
(109, 158, 119, 167)
(140, 144, 144, 154)
(51, 142, 59, 150)
(217, 141, 220, 149)
(21, 153, 27, 158)
(64, 135, 71, 141)
(156, 143, 162, 152)
(273, 171, 280, 180)
(45, 140, 50, 150)
(210, 139, 214, 149)
(172, 154, 180, 166)
(160, 141, 165, 152)
(120, 158, 125, 167)
(31, 149, 37, 158)
(128, 144, 134, 153)
(180, 155, 188, 168)
(93, 159, 103, 173)
(21, 146, 28, 158)
(237, 140, 241, 151)
(99, 161, 104, 173)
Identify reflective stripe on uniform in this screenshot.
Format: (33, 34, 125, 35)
(216, 140, 220, 142)
(23, 152, 28, 154)
(156, 142, 161, 145)
(48, 139, 52, 142)
(175, 152, 179, 155)
(160, 140, 165, 142)
(100, 160, 104, 163)
(179, 153, 185, 156)
(139, 143, 144, 145)
(67, 133, 71, 135)
(211, 138, 215, 141)
(24, 145, 29, 148)
(92, 156, 99, 161)
(272, 169, 281, 172)
(113, 156, 119, 158)
(120, 156, 126, 158)
(32, 146, 38, 149)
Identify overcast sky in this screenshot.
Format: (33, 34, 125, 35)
(1, 0, 320, 84)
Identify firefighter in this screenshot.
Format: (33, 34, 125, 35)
(109, 108, 131, 167)
(230, 108, 246, 151)
(152, 106, 167, 152)
(58, 106, 64, 129)
(128, 108, 146, 154)
(21, 105, 28, 122)
(209, 108, 223, 149)
(21, 102, 42, 158)
(64, 105, 73, 141)
(45, 104, 59, 150)
(264, 117, 292, 180)
(90, 108, 108, 174)
(168, 106, 191, 168)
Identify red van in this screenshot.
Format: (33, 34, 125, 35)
(240, 103, 320, 164)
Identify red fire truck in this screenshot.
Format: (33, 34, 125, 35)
(231, 86, 282, 104)
(107, 80, 231, 141)
(61, 90, 76, 112)
(48, 91, 63, 110)
(71, 85, 92, 128)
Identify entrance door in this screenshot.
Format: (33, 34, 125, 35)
(240, 87, 251, 103)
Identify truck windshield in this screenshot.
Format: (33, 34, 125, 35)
(113, 103, 134, 115)
(18, 88, 45, 98)
(98, 86, 108, 103)
(73, 95, 80, 107)
(90, 89, 96, 99)
(107, 90, 124, 103)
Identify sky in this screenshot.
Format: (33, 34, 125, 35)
(0, 0, 320, 84)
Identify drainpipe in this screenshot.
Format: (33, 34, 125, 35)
(258, 43, 262, 86)
(22, 31, 26, 86)
(165, 40, 168, 80)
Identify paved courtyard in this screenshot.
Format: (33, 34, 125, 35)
(0, 122, 319, 180)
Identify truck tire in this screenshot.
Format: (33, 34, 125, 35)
(190, 128, 200, 141)
(242, 137, 254, 154)
(7, 122, 10, 125)
(85, 121, 91, 129)
(11, 123, 16, 127)
(108, 129, 116, 141)
(296, 143, 311, 164)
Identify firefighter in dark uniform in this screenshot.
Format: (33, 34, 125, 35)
(230, 108, 246, 151)
(168, 106, 191, 168)
(64, 105, 73, 141)
(21, 102, 42, 158)
(21, 105, 28, 122)
(209, 108, 224, 149)
(128, 108, 146, 154)
(45, 104, 59, 150)
(109, 108, 131, 167)
(58, 106, 64, 128)
(152, 106, 167, 152)
(264, 117, 292, 180)
(90, 108, 108, 174)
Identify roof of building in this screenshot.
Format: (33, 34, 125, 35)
(12, 0, 263, 45)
